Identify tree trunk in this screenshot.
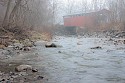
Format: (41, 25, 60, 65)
(9, 0, 22, 26)
(2, 0, 12, 27)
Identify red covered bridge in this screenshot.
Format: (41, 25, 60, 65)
(63, 9, 111, 28)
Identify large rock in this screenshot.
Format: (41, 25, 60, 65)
(32, 68, 38, 72)
(15, 65, 32, 72)
(23, 47, 31, 51)
(45, 43, 57, 48)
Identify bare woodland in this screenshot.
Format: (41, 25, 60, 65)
(0, 1, 125, 83)
(0, 0, 125, 40)
(0, 0, 55, 39)
(64, 0, 125, 31)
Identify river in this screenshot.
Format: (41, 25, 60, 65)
(29, 36, 125, 83)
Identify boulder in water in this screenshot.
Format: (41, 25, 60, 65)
(15, 65, 32, 72)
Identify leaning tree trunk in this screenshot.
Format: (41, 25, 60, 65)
(9, 0, 22, 27)
(2, 0, 12, 28)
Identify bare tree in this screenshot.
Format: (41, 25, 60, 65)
(2, 0, 12, 27)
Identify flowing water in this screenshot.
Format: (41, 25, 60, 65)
(27, 36, 125, 83)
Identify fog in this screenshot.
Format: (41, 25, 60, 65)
(0, 0, 125, 39)
(0, 0, 125, 83)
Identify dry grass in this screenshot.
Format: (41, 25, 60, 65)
(95, 21, 125, 31)
(28, 31, 53, 41)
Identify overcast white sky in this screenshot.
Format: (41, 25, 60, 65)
(56, 0, 93, 23)
(62, 0, 92, 4)
(55, 0, 107, 24)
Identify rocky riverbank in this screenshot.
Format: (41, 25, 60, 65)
(0, 44, 45, 83)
